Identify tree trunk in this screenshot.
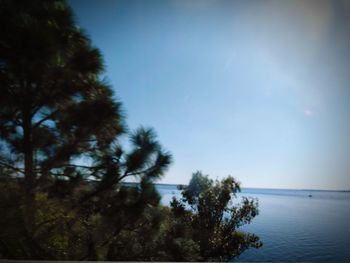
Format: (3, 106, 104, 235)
(23, 103, 36, 234)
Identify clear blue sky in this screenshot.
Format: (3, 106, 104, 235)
(68, 0, 350, 190)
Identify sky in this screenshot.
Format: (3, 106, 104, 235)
(68, 0, 350, 190)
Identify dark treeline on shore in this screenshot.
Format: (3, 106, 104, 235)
(0, 0, 261, 260)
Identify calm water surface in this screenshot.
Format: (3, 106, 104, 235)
(156, 184, 350, 262)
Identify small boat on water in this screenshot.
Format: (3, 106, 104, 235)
(308, 194, 312, 197)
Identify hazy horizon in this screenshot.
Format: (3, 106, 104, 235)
(69, 0, 350, 191)
(125, 181, 350, 192)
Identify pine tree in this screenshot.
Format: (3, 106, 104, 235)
(0, 1, 172, 259)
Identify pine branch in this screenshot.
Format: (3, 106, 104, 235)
(0, 160, 24, 174)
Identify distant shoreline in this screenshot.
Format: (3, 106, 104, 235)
(122, 182, 350, 193)
(3, 178, 348, 192)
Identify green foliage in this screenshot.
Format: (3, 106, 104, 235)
(0, 178, 166, 260)
(0, 170, 262, 261)
(171, 171, 262, 261)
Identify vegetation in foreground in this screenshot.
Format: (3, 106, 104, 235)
(0, 0, 261, 260)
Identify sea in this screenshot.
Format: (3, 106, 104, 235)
(156, 184, 350, 262)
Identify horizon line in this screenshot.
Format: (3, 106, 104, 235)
(123, 182, 350, 192)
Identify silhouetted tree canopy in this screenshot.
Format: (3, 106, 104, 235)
(0, 0, 171, 259)
(0, 0, 124, 186)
